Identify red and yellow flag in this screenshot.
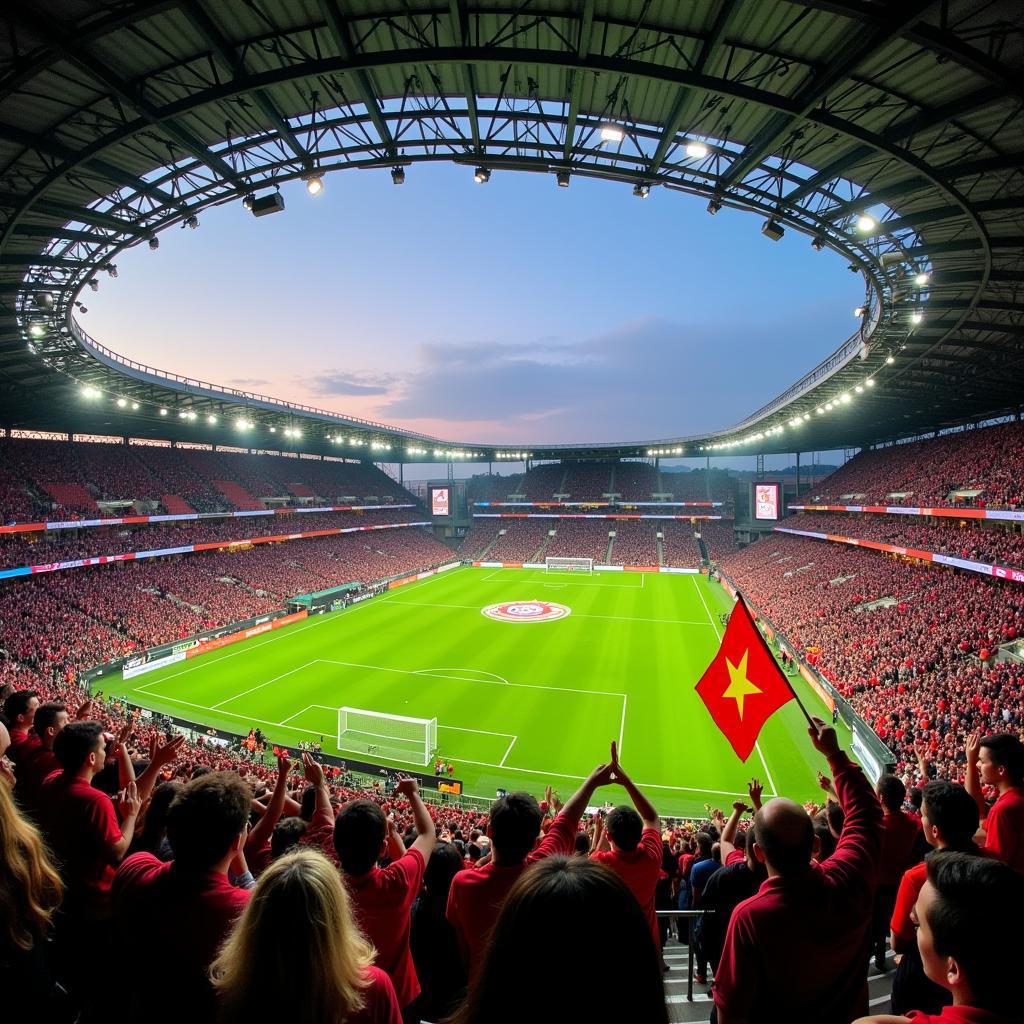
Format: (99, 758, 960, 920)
(696, 595, 795, 762)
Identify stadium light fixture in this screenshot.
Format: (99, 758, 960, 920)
(82, 386, 101, 399)
(685, 140, 709, 159)
(855, 385, 864, 393)
(187, 412, 197, 421)
(159, 407, 168, 415)
(802, 412, 811, 421)
(600, 122, 624, 143)
(761, 219, 784, 241)
(811, 236, 826, 251)
(88, 279, 99, 292)
(474, 167, 490, 184)
(269, 426, 276, 433)
(105, 264, 118, 278)
(185, 214, 199, 229)
(242, 193, 255, 210)
(28, 323, 45, 337)
(391, 166, 405, 185)
(556, 170, 571, 188)
(825, 402, 834, 410)
(914, 271, 930, 286)
(840, 393, 851, 403)
(178, 410, 188, 419)
(130, 401, 139, 410)
(886, 355, 895, 364)
(911, 311, 924, 325)
(866, 378, 875, 387)
(305, 174, 324, 196)
(854, 306, 865, 317)
(633, 183, 650, 198)
(856, 214, 876, 232)
(148, 236, 159, 250)
(207, 415, 217, 424)
(116, 397, 127, 408)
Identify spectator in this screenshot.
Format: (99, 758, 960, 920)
(890, 781, 983, 1016)
(874, 773, 923, 970)
(965, 731, 1024, 872)
(128, 779, 183, 860)
(449, 856, 669, 1024)
(0, 781, 63, 1006)
(713, 717, 882, 1024)
(446, 757, 616, 978)
(211, 847, 401, 1024)
(688, 830, 720, 983)
(589, 742, 662, 946)
(14, 700, 68, 817)
(111, 771, 253, 1023)
(271, 816, 308, 860)
(855, 851, 1024, 1024)
(320, 770, 436, 1017)
(3, 689, 40, 763)
(410, 842, 467, 1022)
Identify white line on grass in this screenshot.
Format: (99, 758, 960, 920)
(279, 704, 314, 725)
(499, 736, 518, 766)
(693, 574, 779, 797)
(211, 662, 316, 709)
(389, 599, 713, 627)
(618, 694, 627, 757)
(412, 667, 511, 686)
(306, 706, 516, 741)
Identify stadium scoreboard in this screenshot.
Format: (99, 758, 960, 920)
(430, 486, 450, 517)
(752, 481, 781, 521)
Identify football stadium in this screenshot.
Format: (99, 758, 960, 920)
(1, 3, 1023, 1023)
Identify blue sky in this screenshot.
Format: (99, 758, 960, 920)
(87, 163, 859, 448)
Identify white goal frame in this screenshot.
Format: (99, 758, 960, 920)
(545, 556, 593, 574)
(337, 706, 438, 766)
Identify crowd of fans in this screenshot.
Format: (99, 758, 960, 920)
(810, 421, 1024, 509)
(1, 437, 413, 523)
(608, 521, 661, 565)
(542, 520, 612, 561)
(719, 534, 1024, 782)
(782, 511, 1024, 569)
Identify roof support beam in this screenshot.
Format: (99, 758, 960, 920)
(560, 0, 595, 164)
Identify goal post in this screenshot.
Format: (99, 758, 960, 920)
(337, 706, 438, 766)
(545, 556, 593, 574)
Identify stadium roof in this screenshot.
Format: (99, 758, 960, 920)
(1, 0, 1022, 463)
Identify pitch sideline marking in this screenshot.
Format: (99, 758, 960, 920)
(480, 569, 643, 589)
(279, 703, 315, 725)
(499, 736, 518, 766)
(692, 575, 779, 797)
(618, 694, 627, 758)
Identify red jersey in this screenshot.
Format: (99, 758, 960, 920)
(13, 744, 59, 817)
(7, 727, 40, 764)
(714, 751, 882, 1024)
(877, 808, 922, 886)
(111, 852, 250, 1024)
(984, 786, 1024, 872)
(38, 771, 122, 916)
(446, 811, 576, 977)
(591, 826, 662, 944)
(907, 1008, 1018, 1024)
(677, 852, 695, 879)
(343, 848, 426, 1009)
(350, 966, 402, 1024)
(725, 848, 746, 866)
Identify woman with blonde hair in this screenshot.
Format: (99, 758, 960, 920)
(211, 847, 400, 1024)
(0, 780, 64, 1002)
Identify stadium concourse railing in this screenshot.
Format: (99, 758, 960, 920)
(713, 570, 896, 781)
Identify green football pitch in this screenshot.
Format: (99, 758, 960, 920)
(120, 566, 850, 818)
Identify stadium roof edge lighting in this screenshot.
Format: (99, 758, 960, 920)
(1, 0, 1020, 459)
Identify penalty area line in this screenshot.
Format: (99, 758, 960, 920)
(499, 736, 518, 766)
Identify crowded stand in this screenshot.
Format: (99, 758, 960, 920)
(521, 463, 566, 499)
(612, 461, 659, 500)
(810, 421, 1024, 509)
(457, 519, 502, 559)
(607, 521, 660, 565)
(697, 520, 740, 561)
(782, 511, 1024, 569)
(659, 522, 703, 568)
(718, 533, 1024, 782)
(559, 462, 613, 499)
(0, 437, 416, 523)
(543, 520, 612, 561)
(483, 521, 552, 562)
(464, 473, 524, 503)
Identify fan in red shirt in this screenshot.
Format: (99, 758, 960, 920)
(874, 773, 923, 970)
(713, 717, 882, 1024)
(447, 755, 618, 979)
(112, 770, 254, 1024)
(14, 701, 68, 818)
(854, 851, 1024, 1024)
(3, 689, 41, 764)
(965, 731, 1024, 872)
(889, 780, 984, 1017)
(301, 762, 436, 1016)
(589, 742, 662, 947)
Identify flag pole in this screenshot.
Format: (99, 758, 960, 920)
(733, 590, 819, 731)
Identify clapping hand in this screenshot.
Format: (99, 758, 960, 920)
(747, 777, 764, 810)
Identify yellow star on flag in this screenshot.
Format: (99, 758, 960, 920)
(723, 649, 762, 720)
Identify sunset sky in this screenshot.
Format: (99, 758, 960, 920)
(86, 162, 859, 452)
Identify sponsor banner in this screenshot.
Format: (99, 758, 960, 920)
(133, 545, 194, 560)
(624, 564, 657, 572)
(0, 566, 31, 580)
(522, 562, 545, 569)
(472, 512, 721, 521)
(993, 564, 1024, 583)
(472, 501, 722, 508)
(30, 552, 137, 573)
(474, 562, 504, 568)
(789, 503, 1024, 522)
(658, 566, 701, 574)
(932, 553, 994, 574)
(185, 609, 308, 659)
(123, 649, 185, 680)
(595, 564, 624, 572)
(799, 664, 836, 713)
(438, 561, 461, 573)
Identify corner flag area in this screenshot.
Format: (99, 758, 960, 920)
(122, 567, 850, 817)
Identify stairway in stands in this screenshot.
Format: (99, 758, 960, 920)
(695, 533, 710, 564)
(657, 535, 666, 566)
(531, 531, 554, 562)
(604, 532, 615, 564)
(661, 937, 894, 1022)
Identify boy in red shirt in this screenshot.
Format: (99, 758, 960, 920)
(15, 701, 68, 817)
(590, 742, 662, 946)
(447, 755, 617, 978)
(112, 770, 253, 1024)
(3, 689, 40, 763)
(874, 773, 923, 970)
(854, 851, 1024, 1024)
(965, 731, 1024, 872)
(714, 717, 882, 1024)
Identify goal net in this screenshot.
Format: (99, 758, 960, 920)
(545, 556, 593, 574)
(337, 706, 438, 766)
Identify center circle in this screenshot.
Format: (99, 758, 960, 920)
(482, 600, 571, 623)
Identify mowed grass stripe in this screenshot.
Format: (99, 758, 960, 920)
(122, 567, 850, 817)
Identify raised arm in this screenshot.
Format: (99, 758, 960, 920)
(385, 815, 407, 860)
(964, 730, 987, 820)
(394, 777, 436, 861)
(610, 741, 659, 829)
(720, 801, 750, 862)
(302, 752, 335, 831)
(134, 734, 186, 805)
(558, 758, 616, 826)
(246, 755, 292, 854)
(111, 782, 142, 860)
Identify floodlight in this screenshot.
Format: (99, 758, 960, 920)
(707, 198, 722, 215)
(556, 170, 570, 188)
(391, 166, 405, 185)
(159, 407, 168, 415)
(116, 397, 127, 408)
(854, 306, 865, 317)
(762, 219, 784, 241)
(600, 122, 624, 143)
(856, 214, 876, 232)
(911, 311, 924, 325)
(148, 236, 159, 250)
(633, 183, 650, 198)
(685, 140, 709, 159)
(242, 194, 255, 210)
(130, 401, 139, 410)
(29, 323, 45, 337)
(866, 378, 875, 387)
(474, 167, 490, 184)
(105, 264, 118, 278)
(185, 214, 199, 229)
(914, 271, 929, 286)
(269, 426, 276, 433)
(88, 279, 99, 292)
(840, 393, 851, 403)
(305, 174, 324, 196)
(886, 355, 895, 364)
(82, 387, 101, 399)
(855, 385, 864, 393)
(179, 410, 187, 419)
(811, 236, 826, 251)
(207, 415, 217, 424)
